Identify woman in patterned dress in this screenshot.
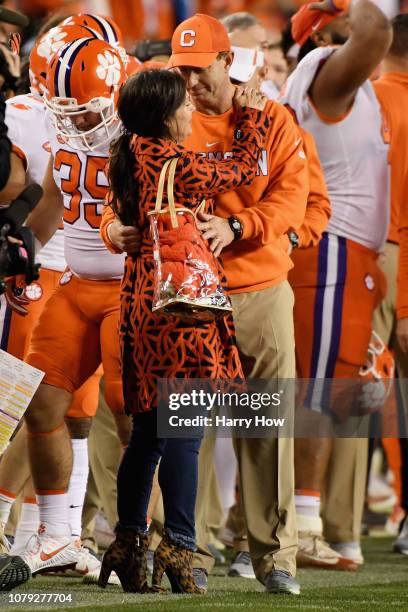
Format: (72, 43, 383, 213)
(99, 69, 267, 594)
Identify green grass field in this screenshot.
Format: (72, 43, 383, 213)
(1, 537, 407, 612)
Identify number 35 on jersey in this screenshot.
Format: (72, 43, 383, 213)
(54, 149, 108, 229)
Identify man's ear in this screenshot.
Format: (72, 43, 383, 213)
(258, 64, 268, 80)
(222, 51, 234, 70)
(311, 30, 332, 47)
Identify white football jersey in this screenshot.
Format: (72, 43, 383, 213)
(5, 93, 65, 272)
(280, 47, 390, 252)
(45, 112, 125, 279)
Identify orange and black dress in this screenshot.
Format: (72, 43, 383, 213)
(118, 108, 268, 414)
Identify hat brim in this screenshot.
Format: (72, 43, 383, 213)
(167, 51, 219, 69)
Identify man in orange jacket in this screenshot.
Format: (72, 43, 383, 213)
(210, 11, 331, 580)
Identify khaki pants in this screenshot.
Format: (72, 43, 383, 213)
(82, 379, 122, 546)
(374, 242, 398, 347)
(322, 437, 368, 542)
(193, 281, 297, 580)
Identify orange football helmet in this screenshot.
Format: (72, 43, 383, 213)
(358, 331, 395, 413)
(125, 54, 142, 77)
(45, 38, 126, 151)
(61, 14, 127, 65)
(29, 24, 102, 96)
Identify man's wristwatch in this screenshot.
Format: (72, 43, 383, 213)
(228, 216, 243, 241)
(288, 230, 299, 250)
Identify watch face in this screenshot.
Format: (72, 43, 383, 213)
(229, 216, 242, 240)
(289, 231, 299, 247)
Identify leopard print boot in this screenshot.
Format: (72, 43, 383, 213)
(151, 533, 205, 594)
(98, 528, 150, 593)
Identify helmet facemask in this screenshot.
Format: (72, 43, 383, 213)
(45, 91, 121, 151)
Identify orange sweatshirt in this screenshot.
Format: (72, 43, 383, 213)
(373, 73, 408, 318)
(297, 127, 331, 248)
(183, 101, 308, 293)
(101, 101, 309, 293)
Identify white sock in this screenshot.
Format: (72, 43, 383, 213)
(295, 490, 321, 517)
(36, 493, 70, 538)
(68, 438, 89, 538)
(11, 498, 39, 552)
(0, 488, 16, 527)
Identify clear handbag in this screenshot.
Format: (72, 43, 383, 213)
(148, 157, 233, 323)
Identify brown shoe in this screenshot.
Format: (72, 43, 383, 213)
(98, 528, 150, 592)
(152, 534, 206, 594)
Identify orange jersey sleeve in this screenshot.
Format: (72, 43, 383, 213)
(297, 128, 331, 248)
(397, 228, 408, 319)
(100, 201, 123, 254)
(374, 73, 408, 319)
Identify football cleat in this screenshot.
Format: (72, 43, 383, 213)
(83, 568, 120, 585)
(64, 541, 101, 576)
(21, 532, 77, 575)
(0, 555, 31, 591)
(330, 541, 364, 565)
(297, 533, 358, 571)
(43, 540, 102, 577)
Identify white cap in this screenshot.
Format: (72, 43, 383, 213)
(229, 46, 264, 84)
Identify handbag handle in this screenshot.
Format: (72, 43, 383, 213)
(154, 157, 179, 228)
(154, 157, 174, 213)
(154, 156, 206, 229)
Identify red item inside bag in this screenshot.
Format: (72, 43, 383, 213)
(149, 158, 232, 322)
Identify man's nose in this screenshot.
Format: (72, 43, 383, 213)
(185, 70, 199, 89)
(72, 114, 86, 127)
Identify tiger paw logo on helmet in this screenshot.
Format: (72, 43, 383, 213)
(358, 331, 394, 413)
(37, 30, 67, 60)
(96, 50, 122, 88)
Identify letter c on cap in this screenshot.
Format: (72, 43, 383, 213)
(180, 29, 196, 47)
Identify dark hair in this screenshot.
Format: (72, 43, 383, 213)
(108, 69, 186, 225)
(281, 20, 295, 57)
(298, 37, 317, 62)
(389, 14, 408, 58)
(221, 12, 260, 33)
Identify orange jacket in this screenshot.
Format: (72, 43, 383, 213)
(373, 73, 408, 319)
(182, 101, 308, 293)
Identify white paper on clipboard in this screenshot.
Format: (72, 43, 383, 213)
(0, 349, 44, 454)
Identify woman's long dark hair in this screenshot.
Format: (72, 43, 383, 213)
(108, 69, 186, 226)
